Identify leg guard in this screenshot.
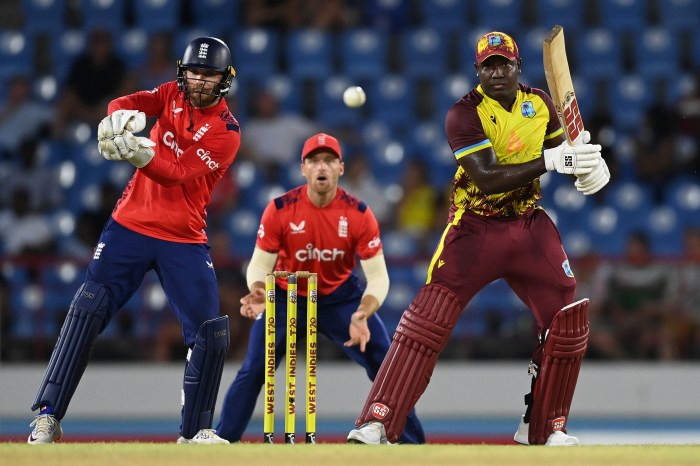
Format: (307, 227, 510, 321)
(31, 282, 111, 419)
(355, 285, 462, 443)
(527, 298, 589, 445)
(181, 316, 230, 439)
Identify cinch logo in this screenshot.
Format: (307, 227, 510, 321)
(258, 224, 265, 239)
(371, 403, 389, 420)
(163, 131, 184, 158)
(551, 416, 566, 432)
(197, 148, 219, 170)
(295, 243, 346, 262)
(368, 236, 381, 249)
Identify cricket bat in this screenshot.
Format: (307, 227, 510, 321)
(543, 25, 585, 145)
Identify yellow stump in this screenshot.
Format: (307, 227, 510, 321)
(306, 273, 318, 444)
(263, 274, 276, 443)
(284, 274, 298, 444)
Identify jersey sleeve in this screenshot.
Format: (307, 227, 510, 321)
(255, 201, 283, 253)
(355, 205, 383, 260)
(140, 130, 240, 186)
(107, 85, 167, 117)
(531, 87, 565, 141)
(445, 94, 491, 160)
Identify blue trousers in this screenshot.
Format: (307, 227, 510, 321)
(88, 218, 220, 346)
(216, 275, 425, 443)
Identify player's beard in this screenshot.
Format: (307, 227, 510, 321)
(188, 80, 218, 108)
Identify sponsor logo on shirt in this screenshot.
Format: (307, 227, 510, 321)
(196, 148, 219, 170)
(368, 236, 381, 249)
(163, 131, 183, 158)
(438, 259, 446, 268)
(193, 123, 210, 141)
(172, 101, 183, 114)
(295, 243, 346, 262)
(562, 259, 574, 277)
(290, 221, 306, 234)
(257, 224, 265, 239)
(338, 216, 348, 238)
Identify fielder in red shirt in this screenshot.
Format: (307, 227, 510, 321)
(29, 37, 239, 445)
(216, 133, 425, 444)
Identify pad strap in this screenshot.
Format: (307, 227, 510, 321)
(355, 285, 462, 442)
(528, 298, 589, 445)
(31, 282, 111, 418)
(181, 316, 230, 438)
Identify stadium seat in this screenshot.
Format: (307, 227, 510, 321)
(230, 28, 280, 81)
(22, 0, 66, 36)
(534, 0, 585, 33)
(434, 74, 472, 119)
(607, 74, 651, 131)
(517, 27, 549, 88)
(50, 29, 86, 83)
(635, 28, 678, 79)
(315, 75, 363, 128)
(382, 231, 420, 260)
(191, 0, 241, 37)
(551, 184, 594, 231)
(366, 139, 406, 184)
(80, 0, 126, 35)
(366, 75, 416, 128)
(400, 28, 448, 79)
(645, 206, 683, 256)
(598, 0, 648, 32)
(261, 74, 302, 115)
(339, 29, 388, 80)
(364, 0, 411, 32)
(604, 181, 654, 231)
(0, 30, 33, 81)
(576, 28, 623, 81)
(116, 29, 149, 69)
(418, 0, 468, 32)
(664, 178, 700, 225)
(286, 29, 333, 79)
(225, 209, 260, 258)
(587, 206, 627, 255)
(133, 0, 182, 34)
(474, 0, 524, 32)
(657, 0, 699, 32)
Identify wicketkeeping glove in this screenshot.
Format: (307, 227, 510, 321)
(543, 139, 602, 176)
(97, 110, 147, 141)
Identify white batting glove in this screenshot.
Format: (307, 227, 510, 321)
(97, 110, 147, 141)
(578, 130, 591, 145)
(120, 131, 156, 168)
(575, 157, 610, 195)
(543, 140, 602, 176)
(98, 138, 130, 161)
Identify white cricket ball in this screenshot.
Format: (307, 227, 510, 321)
(343, 86, 366, 108)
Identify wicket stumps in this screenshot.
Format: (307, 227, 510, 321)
(264, 271, 318, 444)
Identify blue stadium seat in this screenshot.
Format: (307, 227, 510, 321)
(116, 28, 149, 69)
(367, 75, 416, 128)
(635, 28, 678, 79)
(51, 29, 86, 83)
(382, 231, 420, 260)
(262, 74, 302, 115)
(230, 28, 280, 81)
(400, 28, 448, 79)
(0, 30, 33, 81)
(315, 75, 363, 128)
(598, 0, 648, 32)
(434, 74, 472, 119)
(364, 0, 411, 32)
(607, 74, 651, 131)
(366, 139, 406, 184)
(191, 0, 241, 36)
(474, 0, 524, 32)
(286, 29, 333, 79)
(22, 0, 66, 36)
(550, 184, 594, 231)
(587, 206, 627, 255)
(517, 28, 548, 88)
(645, 206, 683, 256)
(535, 0, 585, 33)
(225, 209, 261, 258)
(604, 181, 654, 231)
(80, 0, 126, 35)
(418, 0, 468, 32)
(657, 0, 699, 31)
(339, 29, 388, 80)
(664, 178, 700, 225)
(134, 0, 182, 33)
(576, 28, 623, 81)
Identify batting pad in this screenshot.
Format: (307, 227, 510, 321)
(181, 315, 230, 439)
(32, 281, 111, 419)
(528, 298, 589, 445)
(355, 285, 462, 443)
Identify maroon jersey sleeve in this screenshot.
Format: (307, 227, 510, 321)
(445, 89, 489, 156)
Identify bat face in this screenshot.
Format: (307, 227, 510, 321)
(560, 90, 584, 144)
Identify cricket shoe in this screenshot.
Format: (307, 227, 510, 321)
(28, 414, 62, 444)
(177, 429, 230, 444)
(347, 421, 392, 445)
(513, 416, 579, 446)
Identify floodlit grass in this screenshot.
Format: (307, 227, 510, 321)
(2, 443, 699, 466)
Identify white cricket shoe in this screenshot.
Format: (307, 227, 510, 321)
(347, 421, 391, 445)
(28, 414, 62, 444)
(513, 416, 579, 446)
(177, 429, 230, 444)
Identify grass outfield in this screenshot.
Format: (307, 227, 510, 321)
(2, 443, 699, 466)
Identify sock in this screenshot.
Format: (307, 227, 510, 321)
(39, 404, 54, 415)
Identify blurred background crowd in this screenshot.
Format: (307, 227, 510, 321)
(1, 0, 699, 363)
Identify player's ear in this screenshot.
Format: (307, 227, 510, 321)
(517, 58, 522, 72)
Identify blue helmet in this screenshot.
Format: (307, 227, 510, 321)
(177, 36, 236, 98)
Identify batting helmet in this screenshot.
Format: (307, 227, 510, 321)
(177, 36, 236, 99)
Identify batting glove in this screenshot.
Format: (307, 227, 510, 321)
(575, 157, 610, 195)
(97, 110, 147, 141)
(119, 131, 156, 168)
(543, 140, 602, 176)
